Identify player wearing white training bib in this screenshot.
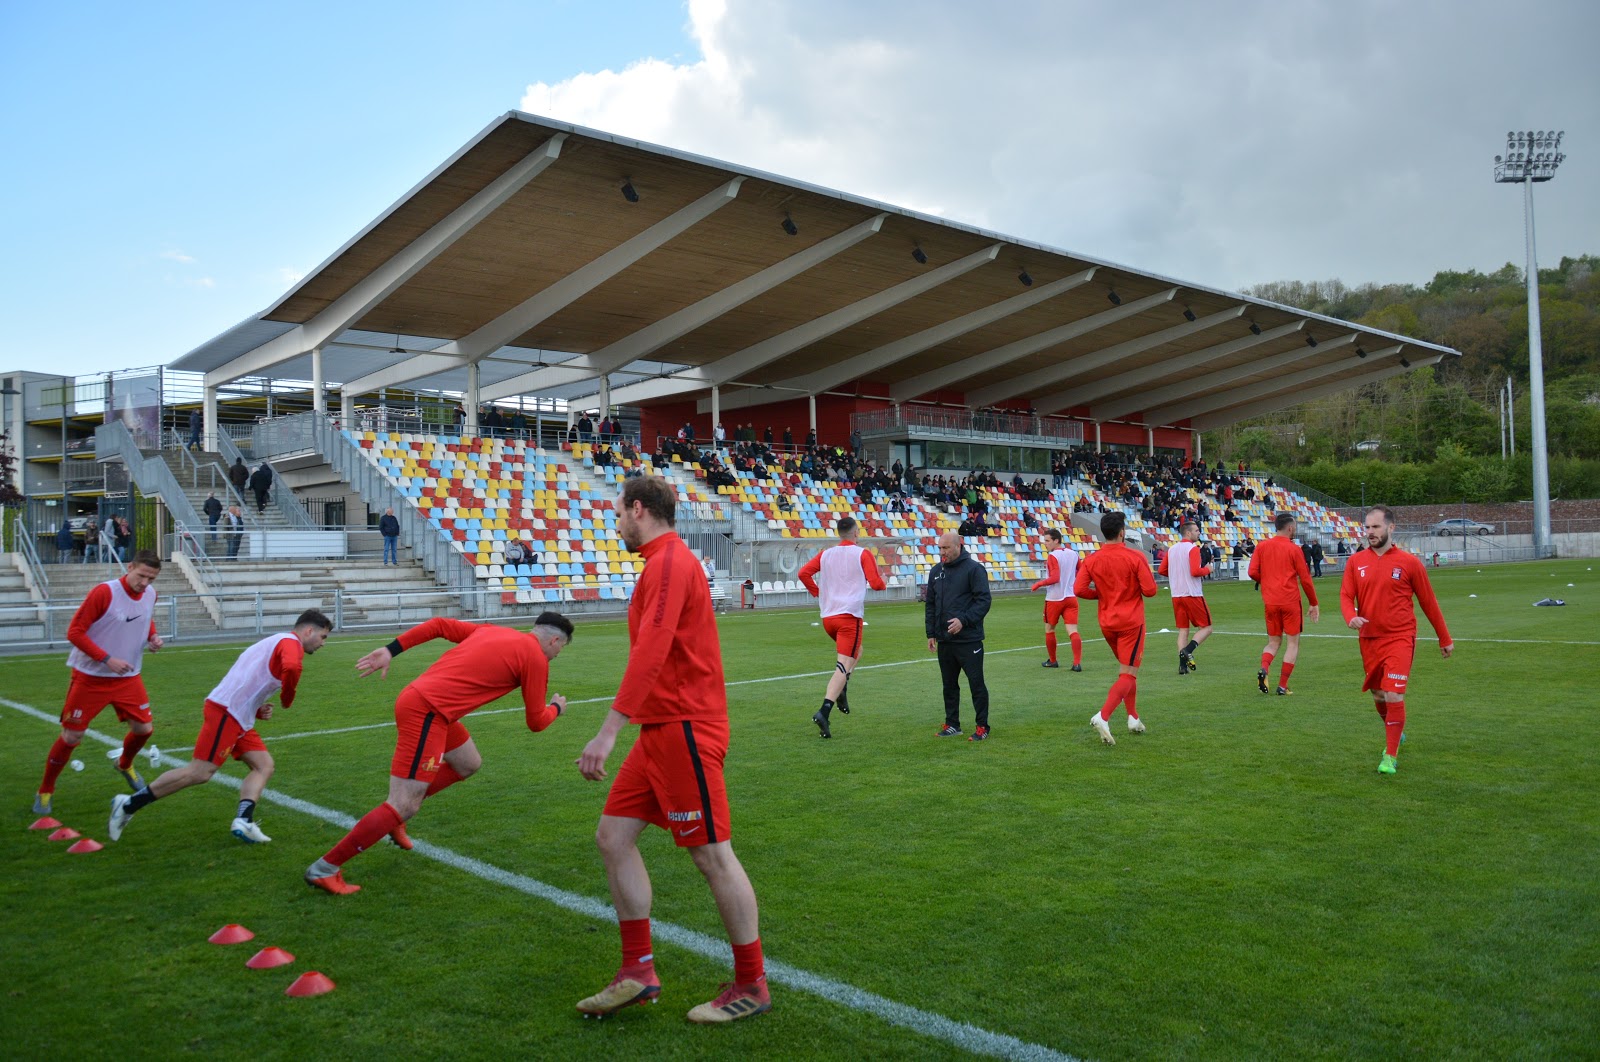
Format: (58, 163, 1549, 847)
(1158, 521, 1214, 675)
(109, 610, 332, 845)
(1029, 529, 1083, 671)
(797, 516, 886, 738)
(34, 551, 165, 817)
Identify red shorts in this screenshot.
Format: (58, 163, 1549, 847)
(391, 690, 472, 782)
(1172, 597, 1212, 629)
(1359, 636, 1414, 695)
(60, 671, 152, 732)
(1044, 598, 1079, 626)
(603, 717, 731, 848)
(193, 700, 268, 765)
(1264, 604, 1304, 637)
(822, 614, 864, 658)
(1101, 626, 1146, 668)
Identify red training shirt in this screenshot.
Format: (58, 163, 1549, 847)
(1248, 535, 1319, 610)
(1074, 541, 1158, 632)
(1339, 545, 1452, 644)
(395, 618, 558, 730)
(613, 531, 727, 725)
(270, 638, 304, 708)
(67, 576, 158, 662)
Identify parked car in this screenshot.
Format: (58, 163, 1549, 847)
(1429, 517, 1494, 536)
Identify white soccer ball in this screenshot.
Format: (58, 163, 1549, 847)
(71, 759, 84, 772)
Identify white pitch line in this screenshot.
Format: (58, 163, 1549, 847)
(1203, 630, 1600, 646)
(3, 694, 1078, 1062)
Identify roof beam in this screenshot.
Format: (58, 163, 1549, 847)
(1142, 339, 1389, 425)
(1092, 326, 1342, 421)
(972, 303, 1242, 409)
(478, 213, 888, 401)
(340, 176, 746, 395)
(890, 288, 1178, 402)
(203, 133, 567, 388)
(1065, 321, 1305, 413)
(565, 242, 1005, 409)
(1189, 354, 1442, 431)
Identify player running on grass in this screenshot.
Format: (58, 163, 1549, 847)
(1339, 504, 1453, 775)
(1075, 512, 1158, 745)
(1030, 527, 1083, 671)
(302, 611, 573, 895)
(1159, 521, 1214, 675)
(1248, 513, 1320, 695)
(797, 516, 887, 738)
(576, 475, 770, 1025)
(33, 550, 165, 816)
(108, 610, 332, 844)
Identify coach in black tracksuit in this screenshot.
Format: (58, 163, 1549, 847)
(925, 531, 992, 738)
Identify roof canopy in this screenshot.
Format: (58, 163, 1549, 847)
(175, 111, 1456, 429)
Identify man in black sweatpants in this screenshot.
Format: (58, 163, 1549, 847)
(926, 531, 993, 741)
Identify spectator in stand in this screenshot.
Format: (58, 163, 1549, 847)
(229, 456, 249, 498)
(1337, 539, 1349, 556)
(204, 492, 223, 543)
(511, 410, 528, 435)
(56, 520, 75, 564)
(505, 538, 530, 566)
(225, 505, 245, 559)
(114, 517, 133, 563)
(763, 426, 774, 445)
(249, 462, 273, 514)
(187, 409, 203, 452)
(806, 428, 817, 448)
(578, 414, 594, 443)
(83, 516, 101, 563)
(782, 427, 793, 447)
(379, 507, 401, 565)
(683, 421, 695, 444)
(1310, 539, 1325, 578)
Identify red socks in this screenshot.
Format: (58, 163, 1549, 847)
(1374, 699, 1389, 721)
(118, 731, 151, 771)
(1045, 632, 1057, 663)
(1385, 700, 1406, 756)
(1278, 662, 1295, 690)
(1124, 676, 1139, 720)
(732, 938, 766, 986)
(1070, 633, 1082, 666)
(619, 917, 654, 974)
(1100, 675, 1133, 720)
(325, 802, 403, 867)
(1260, 650, 1274, 671)
(40, 737, 73, 794)
(425, 763, 464, 797)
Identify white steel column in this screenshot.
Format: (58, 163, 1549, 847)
(311, 348, 326, 414)
(1094, 422, 1102, 452)
(465, 364, 480, 436)
(1194, 431, 1203, 460)
(808, 395, 817, 431)
(599, 376, 610, 422)
(202, 386, 218, 452)
(710, 385, 720, 433)
(1146, 427, 1155, 456)
(340, 391, 353, 426)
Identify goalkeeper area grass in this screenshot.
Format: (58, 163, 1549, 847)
(1, 557, 1594, 1060)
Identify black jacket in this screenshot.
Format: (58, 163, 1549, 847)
(204, 497, 223, 519)
(229, 460, 249, 490)
(925, 550, 991, 644)
(379, 514, 400, 537)
(249, 466, 272, 494)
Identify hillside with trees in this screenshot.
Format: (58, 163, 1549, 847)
(1202, 254, 1600, 503)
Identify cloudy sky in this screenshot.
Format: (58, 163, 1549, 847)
(2, 0, 1595, 376)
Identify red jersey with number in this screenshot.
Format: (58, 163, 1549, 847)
(395, 618, 556, 730)
(1339, 546, 1451, 644)
(1074, 541, 1158, 632)
(613, 531, 726, 724)
(1248, 535, 1319, 609)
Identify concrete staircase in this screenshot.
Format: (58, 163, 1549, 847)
(0, 560, 45, 641)
(42, 563, 222, 640)
(200, 557, 457, 631)
(151, 449, 296, 559)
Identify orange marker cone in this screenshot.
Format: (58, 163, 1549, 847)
(285, 971, 336, 997)
(67, 838, 104, 853)
(246, 947, 295, 969)
(29, 817, 63, 830)
(47, 827, 81, 841)
(208, 924, 256, 945)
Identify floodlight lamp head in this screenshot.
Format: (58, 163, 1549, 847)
(1248, 321, 1262, 336)
(1400, 356, 1411, 368)
(1018, 270, 1033, 287)
(781, 214, 798, 236)
(911, 245, 928, 265)
(620, 179, 640, 203)
(1182, 307, 1197, 322)
(1107, 289, 1122, 306)
(389, 334, 404, 355)
(1356, 346, 1367, 359)
(1305, 334, 1319, 348)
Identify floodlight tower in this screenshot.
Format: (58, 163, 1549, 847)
(1493, 130, 1565, 558)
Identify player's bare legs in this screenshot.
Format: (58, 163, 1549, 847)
(690, 841, 761, 944)
(579, 815, 662, 1016)
(1259, 633, 1282, 693)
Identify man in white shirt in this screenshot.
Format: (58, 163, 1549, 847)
(1158, 521, 1214, 674)
(1030, 528, 1082, 671)
(797, 518, 887, 738)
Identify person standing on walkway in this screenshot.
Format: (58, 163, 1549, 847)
(925, 532, 993, 741)
(224, 505, 245, 560)
(249, 462, 273, 514)
(187, 409, 202, 452)
(379, 507, 401, 566)
(204, 492, 223, 544)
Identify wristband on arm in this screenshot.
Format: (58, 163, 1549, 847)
(385, 639, 405, 657)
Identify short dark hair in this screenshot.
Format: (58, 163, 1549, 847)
(1100, 511, 1126, 541)
(534, 611, 574, 641)
(619, 475, 677, 526)
(1274, 512, 1297, 531)
(1043, 527, 1062, 543)
(295, 609, 333, 632)
(1366, 504, 1397, 525)
(836, 516, 858, 536)
(131, 549, 162, 570)
(1179, 520, 1198, 535)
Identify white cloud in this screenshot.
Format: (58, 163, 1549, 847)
(520, 0, 1600, 289)
(160, 249, 196, 264)
(181, 276, 216, 289)
(276, 267, 306, 286)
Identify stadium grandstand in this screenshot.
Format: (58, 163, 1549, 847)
(0, 110, 1456, 641)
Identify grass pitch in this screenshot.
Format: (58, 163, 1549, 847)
(2, 558, 1597, 1060)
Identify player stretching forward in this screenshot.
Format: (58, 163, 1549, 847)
(303, 612, 573, 895)
(576, 475, 769, 1024)
(1031, 528, 1082, 671)
(798, 516, 886, 738)
(33, 550, 165, 815)
(1075, 512, 1157, 745)
(109, 610, 332, 844)
(1339, 505, 1453, 774)
(1159, 521, 1213, 675)
(1248, 513, 1320, 695)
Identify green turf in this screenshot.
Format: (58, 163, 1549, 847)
(2, 558, 1597, 1060)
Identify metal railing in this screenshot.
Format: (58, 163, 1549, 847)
(97, 421, 208, 533)
(215, 427, 316, 530)
(169, 521, 222, 583)
(851, 407, 1086, 447)
(8, 516, 50, 598)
